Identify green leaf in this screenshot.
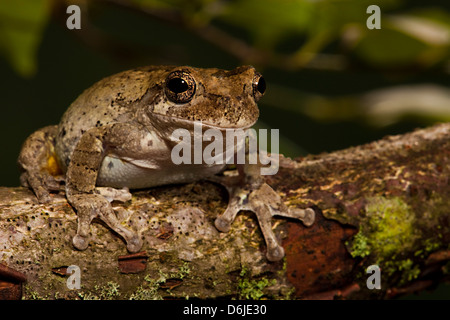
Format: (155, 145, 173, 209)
(351, 12, 450, 68)
(354, 28, 429, 67)
(0, 0, 51, 77)
(218, 0, 314, 48)
(130, 0, 183, 9)
(217, 0, 402, 64)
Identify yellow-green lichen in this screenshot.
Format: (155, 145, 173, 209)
(24, 285, 44, 300)
(129, 274, 164, 300)
(129, 262, 191, 300)
(78, 281, 121, 300)
(176, 261, 191, 279)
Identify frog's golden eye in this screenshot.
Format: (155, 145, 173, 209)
(252, 72, 266, 101)
(165, 71, 196, 104)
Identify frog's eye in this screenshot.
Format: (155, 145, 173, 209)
(252, 73, 266, 101)
(165, 71, 196, 104)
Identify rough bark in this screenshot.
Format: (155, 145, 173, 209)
(1, 123, 450, 300)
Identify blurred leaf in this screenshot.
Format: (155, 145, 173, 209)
(0, 0, 51, 77)
(218, 0, 314, 48)
(131, 0, 190, 9)
(307, 0, 399, 36)
(389, 13, 450, 65)
(343, 8, 450, 68)
(217, 0, 402, 66)
(408, 7, 450, 28)
(361, 85, 450, 127)
(128, 0, 448, 71)
(390, 13, 450, 46)
(352, 27, 430, 67)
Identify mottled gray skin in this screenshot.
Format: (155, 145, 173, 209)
(18, 65, 314, 261)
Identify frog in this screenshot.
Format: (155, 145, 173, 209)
(18, 65, 315, 261)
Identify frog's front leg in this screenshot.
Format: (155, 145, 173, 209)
(214, 163, 315, 262)
(66, 124, 142, 252)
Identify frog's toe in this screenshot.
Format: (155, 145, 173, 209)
(35, 188, 53, 204)
(97, 206, 142, 252)
(214, 193, 243, 233)
(266, 245, 285, 262)
(215, 216, 232, 232)
(300, 208, 315, 227)
(126, 235, 143, 253)
(22, 172, 53, 204)
(285, 207, 316, 227)
(95, 187, 132, 203)
(73, 234, 89, 251)
(43, 175, 65, 192)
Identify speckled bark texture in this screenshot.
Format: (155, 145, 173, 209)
(2, 123, 450, 300)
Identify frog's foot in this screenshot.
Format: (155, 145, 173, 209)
(213, 176, 315, 261)
(20, 171, 65, 203)
(68, 193, 142, 253)
(95, 186, 132, 203)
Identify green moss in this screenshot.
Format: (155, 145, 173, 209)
(348, 197, 424, 285)
(238, 278, 274, 300)
(239, 265, 249, 277)
(415, 238, 441, 258)
(237, 265, 276, 300)
(367, 197, 415, 258)
(397, 259, 421, 283)
(349, 232, 371, 258)
(282, 287, 296, 300)
(349, 197, 416, 261)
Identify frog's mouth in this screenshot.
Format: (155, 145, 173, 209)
(150, 112, 258, 132)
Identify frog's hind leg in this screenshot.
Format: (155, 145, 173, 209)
(18, 125, 65, 203)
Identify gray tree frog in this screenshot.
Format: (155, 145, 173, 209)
(18, 65, 314, 261)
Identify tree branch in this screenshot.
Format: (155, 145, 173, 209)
(1, 123, 450, 300)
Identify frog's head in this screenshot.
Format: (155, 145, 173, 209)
(149, 66, 264, 129)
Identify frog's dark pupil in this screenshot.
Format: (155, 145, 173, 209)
(257, 77, 266, 94)
(168, 78, 189, 93)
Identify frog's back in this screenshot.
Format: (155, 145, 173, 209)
(54, 66, 169, 170)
